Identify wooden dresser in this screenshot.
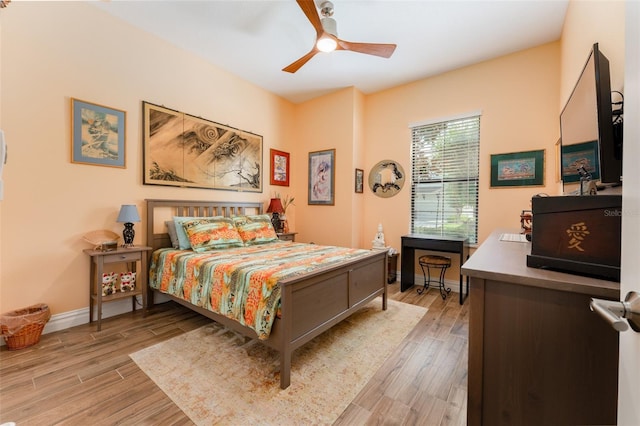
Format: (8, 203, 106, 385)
(462, 230, 620, 425)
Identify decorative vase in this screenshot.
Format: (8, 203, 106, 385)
(281, 214, 289, 233)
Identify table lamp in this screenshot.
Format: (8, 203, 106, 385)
(117, 204, 140, 247)
(266, 198, 284, 233)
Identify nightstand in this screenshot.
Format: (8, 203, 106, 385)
(277, 232, 297, 242)
(83, 246, 152, 331)
(387, 252, 399, 283)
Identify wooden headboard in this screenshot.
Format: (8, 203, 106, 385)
(145, 199, 264, 253)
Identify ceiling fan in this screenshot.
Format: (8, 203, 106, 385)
(283, 0, 397, 73)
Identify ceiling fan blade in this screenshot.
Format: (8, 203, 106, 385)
(282, 48, 319, 73)
(337, 40, 397, 58)
(296, 0, 324, 39)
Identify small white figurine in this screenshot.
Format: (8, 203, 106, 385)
(372, 223, 386, 249)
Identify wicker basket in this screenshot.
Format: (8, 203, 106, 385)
(1, 304, 51, 351)
(83, 230, 120, 250)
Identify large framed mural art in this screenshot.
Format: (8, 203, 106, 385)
(143, 102, 263, 192)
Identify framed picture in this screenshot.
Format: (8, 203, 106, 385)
(490, 149, 545, 187)
(143, 102, 262, 192)
(355, 168, 364, 193)
(555, 138, 562, 182)
(560, 140, 600, 183)
(270, 149, 290, 186)
(308, 149, 335, 205)
(71, 98, 126, 168)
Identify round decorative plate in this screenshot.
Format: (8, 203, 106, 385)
(368, 160, 405, 198)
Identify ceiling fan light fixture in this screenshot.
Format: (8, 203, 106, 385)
(317, 36, 337, 52)
(283, 0, 396, 73)
(317, 16, 338, 52)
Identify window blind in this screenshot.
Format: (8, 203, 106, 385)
(410, 114, 480, 244)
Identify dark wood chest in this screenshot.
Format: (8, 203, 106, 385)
(527, 194, 622, 281)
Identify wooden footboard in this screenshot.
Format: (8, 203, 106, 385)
(275, 249, 387, 388)
(145, 199, 387, 389)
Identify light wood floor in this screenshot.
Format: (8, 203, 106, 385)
(0, 284, 468, 425)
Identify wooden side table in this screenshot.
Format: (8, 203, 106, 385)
(387, 252, 399, 284)
(83, 246, 152, 331)
(277, 232, 297, 242)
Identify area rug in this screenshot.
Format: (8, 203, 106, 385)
(130, 298, 426, 425)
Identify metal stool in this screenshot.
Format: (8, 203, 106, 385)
(417, 255, 452, 299)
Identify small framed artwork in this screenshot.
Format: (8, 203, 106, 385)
(71, 98, 126, 168)
(355, 168, 364, 193)
(490, 149, 545, 187)
(560, 140, 600, 183)
(308, 149, 335, 205)
(555, 138, 562, 182)
(270, 149, 290, 186)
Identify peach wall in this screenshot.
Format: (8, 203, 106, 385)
(560, 0, 625, 106)
(362, 42, 561, 257)
(559, 0, 625, 197)
(351, 90, 366, 248)
(560, 1, 631, 422)
(0, 3, 295, 314)
(292, 87, 360, 247)
(1, 0, 628, 321)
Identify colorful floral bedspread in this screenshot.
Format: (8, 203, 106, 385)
(149, 242, 373, 339)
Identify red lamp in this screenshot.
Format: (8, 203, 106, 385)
(267, 198, 285, 233)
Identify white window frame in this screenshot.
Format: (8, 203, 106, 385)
(409, 112, 481, 244)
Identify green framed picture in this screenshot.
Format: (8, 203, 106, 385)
(490, 149, 545, 187)
(560, 140, 600, 183)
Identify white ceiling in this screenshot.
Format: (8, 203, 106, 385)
(92, 0, 569, 104)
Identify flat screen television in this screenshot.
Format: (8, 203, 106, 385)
(560, 43, 622, 186)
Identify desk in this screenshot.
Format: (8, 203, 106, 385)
(401, 234, 469, 304)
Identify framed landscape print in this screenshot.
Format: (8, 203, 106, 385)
(560, 140, 600, 183)
(490, 149, 545, 187)
(270, 149, 290, 186)
(143, 102, 262, 192)
(308, 149, 335, 205)
(71, 98, 126, 168)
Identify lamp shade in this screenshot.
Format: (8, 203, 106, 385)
(116, 205, 140, 223)
(266, 198, 284, 214)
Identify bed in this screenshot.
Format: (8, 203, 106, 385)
(145, 199, 388, 389)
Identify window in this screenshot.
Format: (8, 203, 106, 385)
(410, 113, 480, 244)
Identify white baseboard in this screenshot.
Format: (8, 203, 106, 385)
(5, 273, 458, 346)
(43, 297, 141, 335)
(1, 293, 172, 346)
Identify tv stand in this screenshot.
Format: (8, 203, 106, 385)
(462, 230, 619, 425)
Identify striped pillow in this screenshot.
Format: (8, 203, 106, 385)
(182, 217, 244, 252)
(233, 214, 279, 245)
